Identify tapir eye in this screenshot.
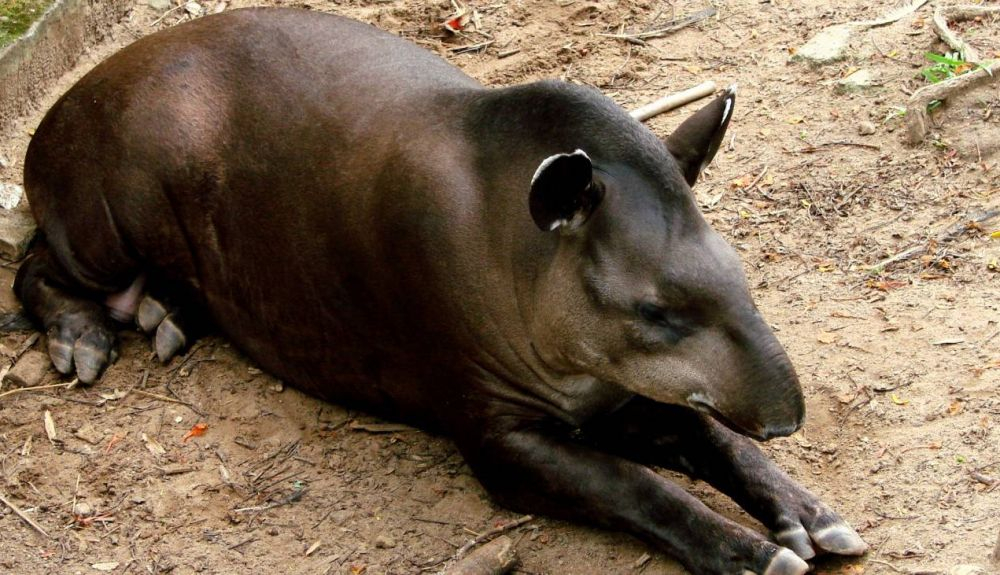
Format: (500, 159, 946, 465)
(636, 302, 694, 342)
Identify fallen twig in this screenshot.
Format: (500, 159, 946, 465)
(796, 141, 882, 153)
(0, 492, 50, 538)
(599, 7, 717, 43)
(0, 380, 75, 400)
(453, 515, 533, 561)
(630, 81, 717, 122)
(870, 208, 999, 271)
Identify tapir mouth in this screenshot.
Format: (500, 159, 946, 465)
(687, 397, 769, 441)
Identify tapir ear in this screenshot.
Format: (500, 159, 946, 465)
(529, 149, 603, 232)
(665, 85, 737, 187)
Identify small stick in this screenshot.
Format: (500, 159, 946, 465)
(630, 81, 717, 122)
(0, 492, 50, 538)
(131, 389, 189, 405)
(795, 141, 882, 153)
(599, 7, 717, 42)
(870, 208, 999, 271)
(0, 381, 75, 400)
(992, 526, 1000, 565)
(453, 515, 533, 561)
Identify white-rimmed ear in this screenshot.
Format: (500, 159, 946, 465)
(666, 84, 737, 187)
(529, 149, 603, 232)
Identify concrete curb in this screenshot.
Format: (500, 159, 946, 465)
(0, 0, 131, 137)
(0, 0, 130, 260)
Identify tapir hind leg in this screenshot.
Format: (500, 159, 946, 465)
(456, 418, 810, 575)
(580, 398, 868, 562)
(14, 237, 120, 383)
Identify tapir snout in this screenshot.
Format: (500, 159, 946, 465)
(685, 307, 805, 440)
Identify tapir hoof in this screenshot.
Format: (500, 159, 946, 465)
(137, 294, 191, 363)
(760, 548, 810, 575)
(811, 524, 868, 555)
(772, 504, 867, 560)
(47, 320, 116, 384)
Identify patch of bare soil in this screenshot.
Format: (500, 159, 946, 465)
(0, 1, 997, 574)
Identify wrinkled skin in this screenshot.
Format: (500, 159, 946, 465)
(13, 8, 866, 574)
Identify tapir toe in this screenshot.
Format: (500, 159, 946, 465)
(761, 548, 810, 575)
(775, 525, 816, 560)
(812, 524, 868, 556)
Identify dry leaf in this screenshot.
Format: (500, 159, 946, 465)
(142, 433, 166, 456)
(946, 400, 964, 416)
(44, 410, 57, 442)
(817, 331, 838, 344)
(305, 540, 322, 556)
(890, 393, 908, 405)
(182, 422, 209, 443)
(98, 388, 128, 401)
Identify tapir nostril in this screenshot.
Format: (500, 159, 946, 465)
(761, 420, 801, 440)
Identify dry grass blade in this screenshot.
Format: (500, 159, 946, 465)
(0, 492, 50, 538)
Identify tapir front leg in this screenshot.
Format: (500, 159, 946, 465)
(457, 419, 810, 575)
(581, 399, 868, 561)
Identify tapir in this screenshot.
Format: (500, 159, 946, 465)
(13, 8, 867, 574)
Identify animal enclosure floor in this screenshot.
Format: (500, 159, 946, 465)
(0, 1, 997, 574)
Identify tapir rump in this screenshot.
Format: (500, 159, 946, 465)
(14, 8, 866, 574)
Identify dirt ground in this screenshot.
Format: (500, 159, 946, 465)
(0, 1, 998, 574)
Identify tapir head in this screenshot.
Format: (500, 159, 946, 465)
(527, 87, 804, 440)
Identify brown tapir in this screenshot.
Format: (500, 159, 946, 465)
(13, 8, 866, 574)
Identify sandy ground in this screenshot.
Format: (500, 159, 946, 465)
(0, 1, 998, 574)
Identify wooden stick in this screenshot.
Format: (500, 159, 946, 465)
(0, 492, 50, 538)
(599, 7, 717, 42)
(630, 81, 717, 122)
(454, 515, 533, 561)
(870, 208, 999, 271)
(0, 381, 75, 400)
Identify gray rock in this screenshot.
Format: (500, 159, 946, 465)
(148, 0, 172, 11)
(374, 534, 396, 549)
(793, 24, 855, 65)
(4, 350, 49, 388)
(0, 182, 23, 210)
(836, 69, 880, 94)
(858, 121, 877, 136)
(0, 205, 37, 261)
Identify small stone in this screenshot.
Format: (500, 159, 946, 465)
(74, 501, 94, 517)
(949, 565, 987, 575)
(374, 534, 396, 549)
(836, 69, 880, 94)
(184, 1, 203, 16)
(0, 206, 37, 260)
(858, 121, 877, 136)
(148, 0, 171, 10)
(793, 24, 855, 65)
(3, 350, 50, 388)
(74, 423, 104, 446)
(0, 183, 21, 210)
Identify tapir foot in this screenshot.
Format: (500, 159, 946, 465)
(13, 240, 121, 384)
(46, 311, 117, 383)
(775, 519, 867, 560)
(579, 399, 868, 564)
(460, 423, 815, 575)
(136, 293, 197, 363)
